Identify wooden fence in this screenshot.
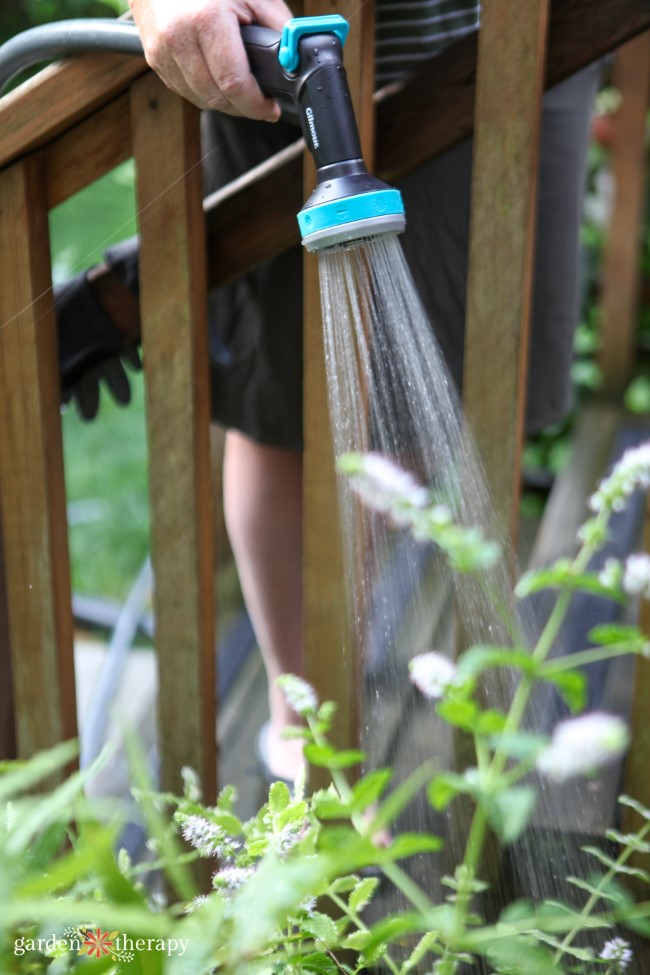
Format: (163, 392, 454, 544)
(0, 0, 648, 809)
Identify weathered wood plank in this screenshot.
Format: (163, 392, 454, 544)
(131, 75, 216, 803)
(0, 527, 16, 760)
(598, 32, 650, 397)
(303, 0, 375, 756)
(0, 155, 77, 758)
(463, 0, 550, 543)
(0, 53, 146, 171)
(46, 93, 132, 209)
(377, 0, 650, 184)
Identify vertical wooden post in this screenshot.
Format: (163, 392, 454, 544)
(463, 0, 551, 544)
(0, 531, 16, 760)
(598, 32, 650, 397)
(131, 76, 217, 803)
(0, 155, 77, 758)
(303, 0, 375, 751)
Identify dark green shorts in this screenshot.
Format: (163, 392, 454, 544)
(199, 62, 602, 448)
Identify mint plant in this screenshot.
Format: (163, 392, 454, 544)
(2, 444, 650, 973)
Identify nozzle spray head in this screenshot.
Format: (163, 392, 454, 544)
(297, 168, 406, 253)
(243, 15, 406, 252)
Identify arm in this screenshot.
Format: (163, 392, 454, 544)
(128, 0, 293, 119)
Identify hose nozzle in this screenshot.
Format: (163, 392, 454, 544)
(0, 15, 405, 252)
(243, 16, 406, 251)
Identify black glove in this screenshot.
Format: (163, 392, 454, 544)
(55, 269, 141, 421)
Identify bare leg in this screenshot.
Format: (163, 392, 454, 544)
(223, 429, 305, 780)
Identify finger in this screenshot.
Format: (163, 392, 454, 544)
(124, 346, 143, 372)
(143, 29, 214, 109)
(101, 359, 132, 406)
(199, 10, 281, 121)
(75, 371, 100, 422)
(252, 0, 294, 33)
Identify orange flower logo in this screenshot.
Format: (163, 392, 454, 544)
(81, 928, 118, 959)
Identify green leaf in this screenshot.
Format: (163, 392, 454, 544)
(476, 709, 508, 735)
(516, 560, 573, 597)
(589, 623, 645, 647)
(349, 877, 379, 914)
(344, 912, 427, 956)
(456, 645, 536, 682)
(403, 931, 441, 972)
(328, 875, 360, 894)
(487, 786, 536, 845)
(382, 832, 443, 860)
(210, 809, 243, 835)
(487, 730, 548, 760)
(269, 781, 291, 813)
(528, 930, 595, 961)
(566, 876, 622, 902)
(485, 936, 563, 974)
(369, 761, 435, 831)
(276, 800, 308, 831)
(516, 562, 624, 601)
(625, 374, 650, 414)
(300, 952, 340, 975)
(312, 787, 351, 820)
(5, 746, 113, 856)
(435, 698, 479, 732)
(581, 845, 650, 881)
(606, 829, 650, 853)
(302, 911, 340, 948)
(544, 668, 587, 712)
(428, 772, 476, 811)
(303, 743, 365, 769)
(619, 794, 650, 821)
(350, 769, 393, 812)
(0, 740, 78, 802)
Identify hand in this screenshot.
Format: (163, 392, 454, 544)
(128, 0, 293, 119)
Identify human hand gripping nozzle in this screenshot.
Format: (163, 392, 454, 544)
(242, 15, 406, 251)
(0, 14, 406, 251)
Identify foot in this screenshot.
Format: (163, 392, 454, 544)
(258, 721, 306, 784)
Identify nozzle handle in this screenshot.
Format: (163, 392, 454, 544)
(242, 23, 363, 172)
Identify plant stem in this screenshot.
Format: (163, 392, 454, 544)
(452, 524, 605, 936)
(541, 642, 638, 674)
(307, 715, 434, 957)
(552, 818, 650, 964)
(328, 891, 402, 975)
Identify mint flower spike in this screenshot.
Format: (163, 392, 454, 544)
(622, 553, 650, 599)
(536, 713, 629, 783)
(409, 651, 459, 701)
(277, 674, 319, 716)
(600, 936, 633, 971)
(341, 452, 429, 515)
(589, 441, 650, 515)
(177, 814, 234, 858)
(598, 557, 623, 590)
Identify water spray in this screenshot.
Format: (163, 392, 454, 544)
(0, 14, 405, 253)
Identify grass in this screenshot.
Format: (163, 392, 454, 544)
(51, 161, 150, 602)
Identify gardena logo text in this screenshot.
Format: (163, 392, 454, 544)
(14, 927, 189, 967)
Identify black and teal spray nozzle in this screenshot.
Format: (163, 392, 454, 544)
(0, 14, 405, 251)
(243, 15, 405, 251)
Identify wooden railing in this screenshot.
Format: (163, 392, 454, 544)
(0, 0, 648, 805)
